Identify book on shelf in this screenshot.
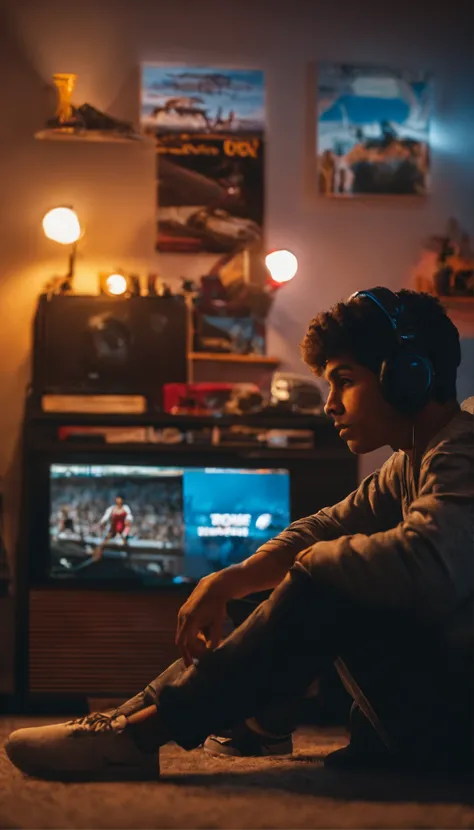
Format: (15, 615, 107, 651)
(41, 395, 147, 414)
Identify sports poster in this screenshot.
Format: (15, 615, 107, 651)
(141, 65, 265, 254)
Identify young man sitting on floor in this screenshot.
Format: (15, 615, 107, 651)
(5, 287, 474, 781)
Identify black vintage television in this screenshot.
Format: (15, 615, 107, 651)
(23, 449, 356, 587)
(25, 442, 357, 589)
(47, 460, 290, 585)
(25, 449, 314, 588)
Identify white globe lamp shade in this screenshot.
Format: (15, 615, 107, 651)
(42, 207, 81, 245)
(265, 249, 298, 284)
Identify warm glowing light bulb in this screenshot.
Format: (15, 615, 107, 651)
(106, 273, 128, 295)
(42, 207, 81, 245)
(265, 249, 298, 284)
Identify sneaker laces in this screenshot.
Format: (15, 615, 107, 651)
(67, 712, 125, 735)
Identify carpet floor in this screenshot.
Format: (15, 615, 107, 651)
(0, 717, 473, 829)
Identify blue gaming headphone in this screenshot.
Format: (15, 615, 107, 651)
(348, 287, 435, 413)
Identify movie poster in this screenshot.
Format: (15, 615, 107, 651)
(317, 63, 432, 197)
(141, 65, 265, 253)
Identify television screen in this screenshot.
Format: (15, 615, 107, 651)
(49, 463, 290, 584)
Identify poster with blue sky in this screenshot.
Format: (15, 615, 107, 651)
(317, 63, 432, 196)
(140, 65, 265, 254)
(141, 65, 265, 136)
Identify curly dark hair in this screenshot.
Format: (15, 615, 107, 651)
(300, 289, 461, 403)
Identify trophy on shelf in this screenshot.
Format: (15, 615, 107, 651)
(36, 72, 139, 140)
(53, 73, 77, 124)
(46, 73, 84, 132)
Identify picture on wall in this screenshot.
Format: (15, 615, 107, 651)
(141, 65, 265, 253)
(317, 63, 432, 197)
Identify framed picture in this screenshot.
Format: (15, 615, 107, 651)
(317, 63, 432, 197)
(140, 65, 265, 254)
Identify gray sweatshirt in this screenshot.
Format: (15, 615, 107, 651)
(265, 409, 474, 623)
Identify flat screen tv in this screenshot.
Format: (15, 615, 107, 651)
(47, 463, 290, 585)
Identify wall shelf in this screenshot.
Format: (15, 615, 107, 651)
(189, 352, 280, 366)
(436, 295, 474, 337)
(34, 129, 151, 144)
(437, 296, 474, 308)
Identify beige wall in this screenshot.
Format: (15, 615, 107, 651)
(0, 0, 473, 567)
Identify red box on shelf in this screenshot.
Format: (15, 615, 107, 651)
(163, 382, 260, 415)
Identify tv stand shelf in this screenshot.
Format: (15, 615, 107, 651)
(31, 442, 348, 463)
(189, 352, 280, 365)
(27, 409, 330, 429)
(24, 407, 350, 461)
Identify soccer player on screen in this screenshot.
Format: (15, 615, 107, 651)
(93, 495, 133, 561)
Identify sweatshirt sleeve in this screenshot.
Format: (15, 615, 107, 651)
(259, 453, 404, 556)
(297, 443, 474, 621)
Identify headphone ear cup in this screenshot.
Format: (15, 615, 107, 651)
(380, 353, 434, 413)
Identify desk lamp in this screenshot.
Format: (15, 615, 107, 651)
(42, 207, 81, 293)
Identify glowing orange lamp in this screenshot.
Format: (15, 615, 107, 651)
(42, 206, 82, 291)
(265, 249, 298, 288)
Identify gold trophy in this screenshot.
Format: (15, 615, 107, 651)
(51, 73, 79, 128)
(36, 71, 136, 140)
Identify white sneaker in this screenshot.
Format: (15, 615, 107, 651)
(4, 712, 159, 781)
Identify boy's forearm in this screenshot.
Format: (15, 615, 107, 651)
(219, 543, 299, 598)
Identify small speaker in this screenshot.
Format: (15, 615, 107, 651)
(32, 294, 187, 408)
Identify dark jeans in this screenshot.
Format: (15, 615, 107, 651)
(122, 563, 474, 765)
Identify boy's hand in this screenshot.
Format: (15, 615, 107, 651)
(175, 572, 233, 666)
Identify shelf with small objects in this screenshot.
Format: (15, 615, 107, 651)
(35, 210, 300, 416)
(413, 218, 474, 319)
(180, 247, 298, 387)
(35, 73, 151, 145)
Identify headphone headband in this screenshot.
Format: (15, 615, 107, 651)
(349, 286, 419, 346)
